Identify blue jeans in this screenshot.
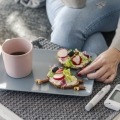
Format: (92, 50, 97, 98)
(46, 0, 120, 55)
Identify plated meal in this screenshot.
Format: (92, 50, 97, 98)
(35, 66, 85, 91)
(35, 48, 93, 91)
(0, 48, 95, 96)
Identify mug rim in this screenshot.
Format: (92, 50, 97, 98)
(2, 37, 33, 57)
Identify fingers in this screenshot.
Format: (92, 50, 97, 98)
(96, 66, 117, 82)
(92, 56, 100, 63)
(87, 66, 108, 79)
(97, 72, 111, 82)
(103, 74, 116, 84)
(78, 50, 119, 83)
(79, 59, 102, 75)
(88, 68, 116, 83)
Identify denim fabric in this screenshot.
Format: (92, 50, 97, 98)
(46, 0, 120, 55)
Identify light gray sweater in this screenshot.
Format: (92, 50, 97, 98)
(110, 18, 120, 51)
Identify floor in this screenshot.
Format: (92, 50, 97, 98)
(0, 0, 51, 45)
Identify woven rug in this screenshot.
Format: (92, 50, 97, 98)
(0, 0, 51, 45)
(0, 38, 120, 120)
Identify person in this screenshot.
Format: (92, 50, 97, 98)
(46, 0, 120, 83)
(79, 19, 120, 84)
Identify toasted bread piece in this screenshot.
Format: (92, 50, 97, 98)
(57, 49, 92, 69)
(36, 66, 86, 91)
(49, 78, 80, 89)
(58, 57, 86, 69)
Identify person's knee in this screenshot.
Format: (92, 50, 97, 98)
(82, 33, 108, 55)
(51, 14, 85, 49)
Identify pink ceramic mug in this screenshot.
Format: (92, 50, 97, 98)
(1, 38, 33, 78)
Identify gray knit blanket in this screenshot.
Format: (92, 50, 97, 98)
(15, 0, 45, 8)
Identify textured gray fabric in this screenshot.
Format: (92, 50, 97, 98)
(0, 0, 51, 45)
(0, 38, 120, 120)
(15, 0, 45, 8)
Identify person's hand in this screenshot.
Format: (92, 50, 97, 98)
(79, 48, 120, 83)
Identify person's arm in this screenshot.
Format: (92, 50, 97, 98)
(110, 18, 120, 51)
(79, 17, 120, 83)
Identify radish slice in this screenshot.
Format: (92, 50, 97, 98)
(56, 68, 63, 74)
(83, 51, 90, 58)
(72, 55, 82, 65)
(57, 49, 68, 58)
(53, 74, 64, 80)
